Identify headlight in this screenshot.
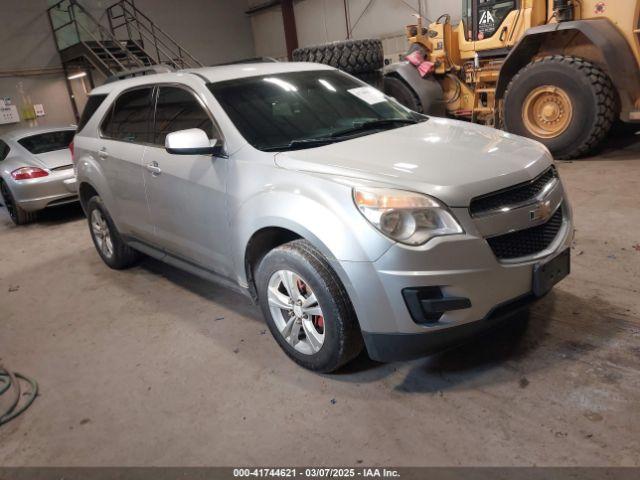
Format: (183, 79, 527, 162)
(353, 187, 463, 245)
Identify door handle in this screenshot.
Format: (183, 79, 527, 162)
(499, 26, 508, 42)
(98, 147, 108, 159)
(145, 161, 162, 176)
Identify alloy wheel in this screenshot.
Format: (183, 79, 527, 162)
(91, 209, 114, 259)
(267, 270, 325, 355)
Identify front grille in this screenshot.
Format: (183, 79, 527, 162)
(470, 167, 558, 216)
(487, 208, 564, 260)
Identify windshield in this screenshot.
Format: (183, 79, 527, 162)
(208, 70, 425, 151)
(18, 130, 75, 155)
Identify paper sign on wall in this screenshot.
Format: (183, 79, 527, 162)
(0, 104, 20, 125)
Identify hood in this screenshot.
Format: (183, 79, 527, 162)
(31, 149, 73, 170)
(275, 118, 552, 206)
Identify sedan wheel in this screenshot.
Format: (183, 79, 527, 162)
(90, 208, 114, 259)
(0, 180, 36, 225)
(0, 181, 17, 222)
(267, 270, 325, 355)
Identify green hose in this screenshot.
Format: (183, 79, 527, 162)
(0, 366, 38, 426)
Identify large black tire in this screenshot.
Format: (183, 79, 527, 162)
(383, 76, 424, 113)
(0, 180, 37, 225)
(503, 55, 616, 159)
(292, 39, 384, 75)
(255, 239, 363, 373)
(86, 196, 140, 270)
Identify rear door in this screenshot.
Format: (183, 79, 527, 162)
(98, 86, 155, 241)
(143, 84, 231, 276)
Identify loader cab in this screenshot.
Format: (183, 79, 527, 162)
(462, 0, 521, 50)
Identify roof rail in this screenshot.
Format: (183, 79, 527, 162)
(214, 57, 280, 66)
(104, 65, 174, 84)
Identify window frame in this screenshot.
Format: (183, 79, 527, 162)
(99, 85, 157, 146)
(472, 0, 520, 41)
(99, 82, 225, 150)
(148, 83, 225, 149)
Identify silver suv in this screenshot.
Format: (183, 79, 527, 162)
(74, 62, 573, 372)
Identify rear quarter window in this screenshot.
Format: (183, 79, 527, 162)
(18, 131, 75, 154)
(77, 94, 108, 133)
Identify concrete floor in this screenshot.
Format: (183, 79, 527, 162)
(1, 133, 639, 467)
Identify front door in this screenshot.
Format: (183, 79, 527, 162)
(143, 85, 231, 277)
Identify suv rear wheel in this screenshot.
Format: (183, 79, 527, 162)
(255, 240, 363, 372)
(86, 196, 140, 269)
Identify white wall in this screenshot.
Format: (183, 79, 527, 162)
(248, 0, 462, 59)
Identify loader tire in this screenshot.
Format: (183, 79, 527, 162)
(503, 55, 616, 159)
(293, 39, 384, 74)
(383, 76, 423, 113)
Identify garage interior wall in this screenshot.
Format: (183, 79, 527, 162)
(248, 0, 462, 60)
(0, 0, 256, 136)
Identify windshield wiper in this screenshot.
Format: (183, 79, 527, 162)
(261, 137, 337, 152)
(329, 118, 421, 138)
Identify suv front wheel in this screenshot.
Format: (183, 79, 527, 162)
(255, 240, 363, 372)
(86, 196, 140, 269)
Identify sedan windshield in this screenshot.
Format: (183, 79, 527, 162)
(208, 70, 426, 151)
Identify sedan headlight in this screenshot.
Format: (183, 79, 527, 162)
(353, 187, 463, 245)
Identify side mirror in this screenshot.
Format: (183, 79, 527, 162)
(165, 128, 223, 156)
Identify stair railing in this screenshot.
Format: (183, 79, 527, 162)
(48, 0, 148, 75)
(106, 0, 203, 69)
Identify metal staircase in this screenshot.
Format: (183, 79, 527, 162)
(47, 0, 202, 119)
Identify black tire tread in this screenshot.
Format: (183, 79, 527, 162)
(504, 55, 616, 159)
(87, 196, 140, 270)
(0, 180, 37, 225)
(293, 39, 384, 74)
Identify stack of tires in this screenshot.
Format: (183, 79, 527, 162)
(292, 39, 384, 88)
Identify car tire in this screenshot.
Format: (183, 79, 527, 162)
(293, 39, 384, 74)
(255, 239, 363, 372)
(503, 55, 616, 159)
(86, 196, 140, 270)
(0, 180, 36, 225)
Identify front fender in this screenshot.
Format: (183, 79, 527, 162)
(495, 19, 640, 120)
(230, 173, 394, 286)
(384, 62, 446, 116)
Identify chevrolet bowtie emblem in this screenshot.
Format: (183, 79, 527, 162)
(529, 200, 553, 222)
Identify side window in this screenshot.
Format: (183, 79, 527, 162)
(477, 0, 517, 40)
(0, 140, 9, 161)
(153, 86, 216, 146)
(77, 94, 107, 133)
(101, 87, 154, 143)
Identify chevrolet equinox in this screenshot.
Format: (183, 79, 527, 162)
(73, 62, 572, 372)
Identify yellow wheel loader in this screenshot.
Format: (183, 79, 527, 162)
(383, 0, 640, 158)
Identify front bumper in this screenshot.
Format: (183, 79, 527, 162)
(338, 200, 573, 362)
(10, 169, 78, 212)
